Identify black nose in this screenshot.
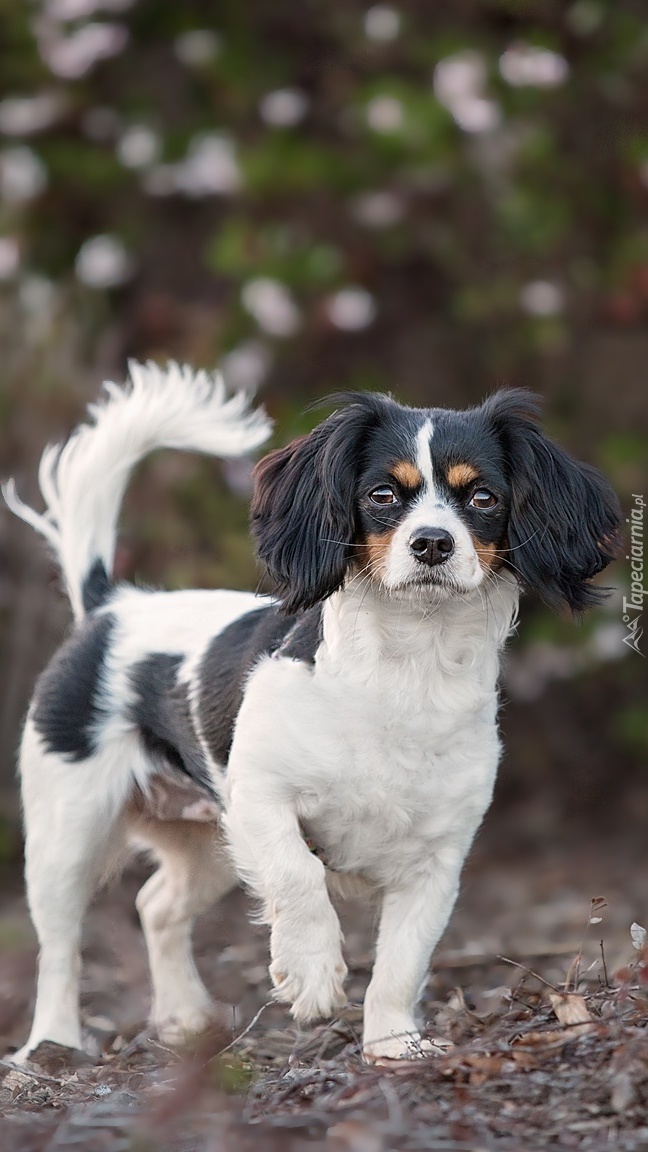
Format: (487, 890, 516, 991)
(409, 528, 455, 566)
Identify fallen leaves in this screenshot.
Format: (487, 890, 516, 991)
(3, 893, 648, 1152)
(548, 991, 595, 1035)
(613, 929, 648, 987)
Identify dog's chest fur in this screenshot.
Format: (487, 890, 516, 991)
(225, 580, 518, 886)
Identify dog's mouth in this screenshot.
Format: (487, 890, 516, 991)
(349, 555, 480, 599)
(381, 572, 477, 599)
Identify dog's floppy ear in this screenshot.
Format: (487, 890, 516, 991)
(482, 389, 621, 613)
(252, 397, 383, 613)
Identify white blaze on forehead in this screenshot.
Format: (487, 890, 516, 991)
(415, 418, 437, 498)
(378, 413, 483, 591)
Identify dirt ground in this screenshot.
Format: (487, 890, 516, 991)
(1, 824, 647, 1152)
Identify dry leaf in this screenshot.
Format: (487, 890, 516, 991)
(613, 965, 634, 984)
(548, 992, 593, 1030)
(469, 1071, 488, 1087)
(2, 1069, 40, 1096)
(510, 1049, 540, 1071)
(511, 1029, 575, 1051)
(439, 1051, 515, 1084)
(467, 1053, 515, 1078)
(631, 922, 647, 951)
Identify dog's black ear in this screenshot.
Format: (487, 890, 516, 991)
(252, 398, 383, 613)
(482, 389, 621, 613)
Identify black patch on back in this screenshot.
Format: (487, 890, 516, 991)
(33, 613, 114, 761)
(198, 603, 323, 766)
(82, 558, 113, 614)
(128, 654, 215, 795)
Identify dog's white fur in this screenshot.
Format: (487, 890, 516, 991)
(225, 577, 516, 1057)
(6, 363, 520, 1064)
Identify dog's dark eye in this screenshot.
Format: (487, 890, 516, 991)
(369, 486, 398, 506)
(470, 489, 498, 509)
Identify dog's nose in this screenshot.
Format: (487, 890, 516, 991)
(409, 528, 455, 566)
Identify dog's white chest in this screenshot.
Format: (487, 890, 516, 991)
(306, 686, 499, 880)
(230, 638, 502, 885)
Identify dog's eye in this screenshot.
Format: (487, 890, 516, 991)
(470, 489, 498, 509)
(369, 486, 398, 506)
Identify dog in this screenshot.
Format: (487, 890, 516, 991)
(4, 362, 620, 1064)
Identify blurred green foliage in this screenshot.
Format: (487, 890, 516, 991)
(0, 0, 646, 394)
(615, 703, 648, 756)
(215, 1056, 255, 1094)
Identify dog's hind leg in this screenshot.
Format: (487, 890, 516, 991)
(14, 722, 132, 1062)
(130, 817, 237, 1045)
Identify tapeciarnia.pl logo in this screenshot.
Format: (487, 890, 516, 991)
(623, 494, 645, 656)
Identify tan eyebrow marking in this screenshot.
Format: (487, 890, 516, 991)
(447, 462, 478, 488)
(391, 460, 422, 489)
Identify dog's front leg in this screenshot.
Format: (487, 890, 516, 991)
(226, 790, 347, 1022)
(363, 846, 466, 1063)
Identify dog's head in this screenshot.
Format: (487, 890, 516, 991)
(251, 390, 621, 615)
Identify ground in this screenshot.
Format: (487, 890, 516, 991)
(1, 829, 647, 1152)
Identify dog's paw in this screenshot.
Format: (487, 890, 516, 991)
(270, 954, 348, 1022)
(363, 1030, 453, 1065)
(269, 915, 348, 1022)
(9, 1039, 89, 1069)
(154, 1002, 228, 1048)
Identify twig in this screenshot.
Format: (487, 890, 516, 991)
(211, 1000, 273, 1061)
(0, 1058, 63, 1086)
(507, 990, 538, 1012)
(563, 951, 582, 994)
(432, 942, 583, 971)
(600, 939, 610, 989)
(570, 897, 608, 990)
(147, 1038, 180, 1060)
(496, 955, 560, 992)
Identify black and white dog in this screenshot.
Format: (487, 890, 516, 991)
(4, 362, 620, 1063)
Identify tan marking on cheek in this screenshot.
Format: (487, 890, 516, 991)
(356, 530, 398, 577)
(448, 462, 479, 488)
(471, 536, 504, 573)
(391, 460, 422, 489)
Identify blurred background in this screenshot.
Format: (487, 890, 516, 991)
(0, 0, 647, 873)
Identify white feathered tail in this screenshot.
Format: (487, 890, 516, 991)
(2, 360, 272, 622)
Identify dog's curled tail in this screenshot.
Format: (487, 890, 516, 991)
(2, 360, 272, 622)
